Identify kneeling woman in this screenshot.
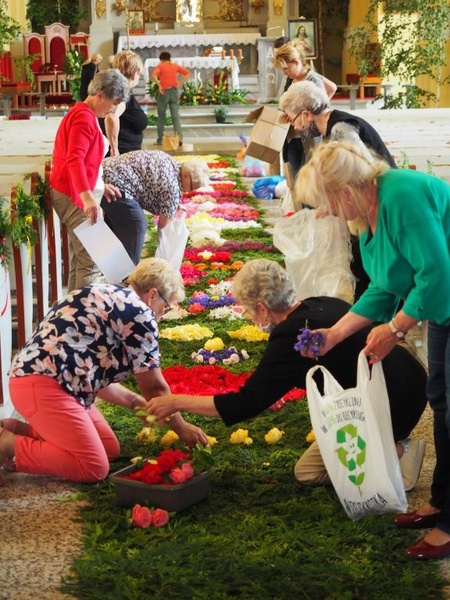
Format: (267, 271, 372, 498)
(0, 258, 207, 484)
(147, 259, 427, 492)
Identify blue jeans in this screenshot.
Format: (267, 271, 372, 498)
(101, 190, 148, 265)
(156, 87, 183, 143)
(427, 321, 450, 533)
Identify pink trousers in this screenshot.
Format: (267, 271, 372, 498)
(9, 375, 120, 482)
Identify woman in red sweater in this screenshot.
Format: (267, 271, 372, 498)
(50, 69, 129, 292)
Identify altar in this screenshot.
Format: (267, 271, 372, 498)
(117, 32, 260, 74)
(144, 56, 240, 90)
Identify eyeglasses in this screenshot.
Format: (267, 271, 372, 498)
(284, 110, 304, 124)
(158, 290, 172, 314)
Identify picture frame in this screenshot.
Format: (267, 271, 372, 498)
(288, 19, 318, 59)
(129, 10, 145, 35)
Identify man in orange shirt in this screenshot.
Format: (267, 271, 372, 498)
(152, 52, 191, 146)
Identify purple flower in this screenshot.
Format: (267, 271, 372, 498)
(294, 327, 325, 358)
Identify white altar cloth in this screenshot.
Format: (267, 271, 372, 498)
(117, 32, 260, 53)
(144, 56, 240, 89)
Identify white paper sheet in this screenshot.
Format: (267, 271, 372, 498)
(74, 218, 135, 283)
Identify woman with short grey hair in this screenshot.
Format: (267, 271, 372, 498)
(146, 259, 427, 494)
(50, 69, 130, 291)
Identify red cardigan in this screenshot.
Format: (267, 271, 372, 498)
(50, 102, 105, 209)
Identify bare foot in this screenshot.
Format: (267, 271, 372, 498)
(415, 502, 441, 517)
(424, 528, 450, 546)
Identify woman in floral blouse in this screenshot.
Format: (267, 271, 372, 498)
(0, 258, 207, 484)
(101, 150, 210, 264)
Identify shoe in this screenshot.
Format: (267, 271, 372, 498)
(179, 140, 183, 146)
(394, 510, 440, 529)
(153, 140, 162, 146)
(405, 536, 450, 560)
(399, 438, 426, 491)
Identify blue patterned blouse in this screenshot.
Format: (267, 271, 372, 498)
(8, 284, 160, 408)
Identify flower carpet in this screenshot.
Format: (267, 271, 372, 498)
(61, 156, 446, 600)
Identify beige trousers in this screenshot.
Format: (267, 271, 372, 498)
(294, 440, 331, 485)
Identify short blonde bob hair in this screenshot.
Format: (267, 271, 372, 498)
(273, 39, 307, 70)
(112, 50, 144, 79)
(232, 259, 297, 313)
(127, 257, 185, 303)
(295, 140, 390, 232)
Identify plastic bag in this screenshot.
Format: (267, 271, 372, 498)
(306, 353, 407, 521)
(272, 208, 355, 303)
(155, 212, 189, 271)
(241, 156, 267, 178)
(252, 175, 285, 199)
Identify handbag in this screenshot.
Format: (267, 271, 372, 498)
(154, 211, 189, 271)
(162, 134, 180, 151)
(306, 352, 407, 520)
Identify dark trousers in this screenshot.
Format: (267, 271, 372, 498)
(101, 190, 148, 265)
(427, 321, 450, 533)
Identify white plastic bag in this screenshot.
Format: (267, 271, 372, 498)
(306, 353, 407, 521)
(155, 212, 189, 271)
(272, 208, 355, 303)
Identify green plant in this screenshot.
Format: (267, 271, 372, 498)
(0, 0, 21, 55)
(146, 79, 159, 100)
(0, 196, 11, 269)
(63, 49, 84, 101)
(347, 0, 450, 108)
(214, 106, 229, 118)
(26, 0, 86, 33)
(13, 53, 40, 90)
(146, 113, 172, 126)
(179, 80, 208, 105)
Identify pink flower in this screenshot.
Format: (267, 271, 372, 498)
(169, 467, 190, 484)
(131, 504, 153, 528)
(181, 462, 194, 479)
(151, 509, 170, 527)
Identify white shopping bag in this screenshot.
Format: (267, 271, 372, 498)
(306, 352, 407, 520)
(154, 212, 189, 271)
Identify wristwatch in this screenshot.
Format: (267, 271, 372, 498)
(388, 318, 407, 340)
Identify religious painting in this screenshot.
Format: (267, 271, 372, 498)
(176, 0, 203, 23)
(288, 19, 317, 59)
(129, 10, 145, 34)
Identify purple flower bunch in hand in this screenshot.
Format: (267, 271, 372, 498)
(294, 327, 325, 358)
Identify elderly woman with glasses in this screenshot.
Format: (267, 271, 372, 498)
(0, 258, 208, 485)
(146, 258, 427, 494)
(295, 140, 450, 560)
(279, 80, 396, 168)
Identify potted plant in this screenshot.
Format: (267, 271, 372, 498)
(213, 106, 229, 123)
(63, 49, 84, 102)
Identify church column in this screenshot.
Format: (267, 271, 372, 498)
(90, 0, 114, 66)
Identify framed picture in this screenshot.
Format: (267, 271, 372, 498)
(288, 19, 318, 59)
(129, 10, 145, 35)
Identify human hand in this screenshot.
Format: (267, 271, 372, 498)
(172, 421, 209, 447)
(83, 199, 102, 225)
(296, 328, 333, 358)
(363, 323, 398, 364)
(146, 394, 178, 426)
(103, 183, 122, 203)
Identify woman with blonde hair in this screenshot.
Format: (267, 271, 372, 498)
(0, 257, 208, 484)
(273, 40, 336, 179)
(297, 140, 450, 560)
(99, 50, 148, 156)
(80, 53, 103, 101)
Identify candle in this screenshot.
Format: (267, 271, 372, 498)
(221, 50, 226, 59)
(229, 49, 234, 58)
(237, 49, 243, 59)
(155, 22, 159, 32)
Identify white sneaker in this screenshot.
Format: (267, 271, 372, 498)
(399, 439, 426, 492)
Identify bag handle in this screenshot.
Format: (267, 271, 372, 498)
(305, 363, 344, 400)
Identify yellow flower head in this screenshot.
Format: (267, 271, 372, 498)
(159, 324, 214, 341)
(160, 430, 180, 446)
(135, 427, 158, 444)
(264, 427, 285, 445)
(204, 337, 225, 351)
(230, 428, 252, 445)
(306, 430, 316, 444)
(227, 325, 270, 342)
(130, 456, 143, 464)
(206, 435, 218, 446)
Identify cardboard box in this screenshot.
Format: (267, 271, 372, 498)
(245, 106, 290, 164)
